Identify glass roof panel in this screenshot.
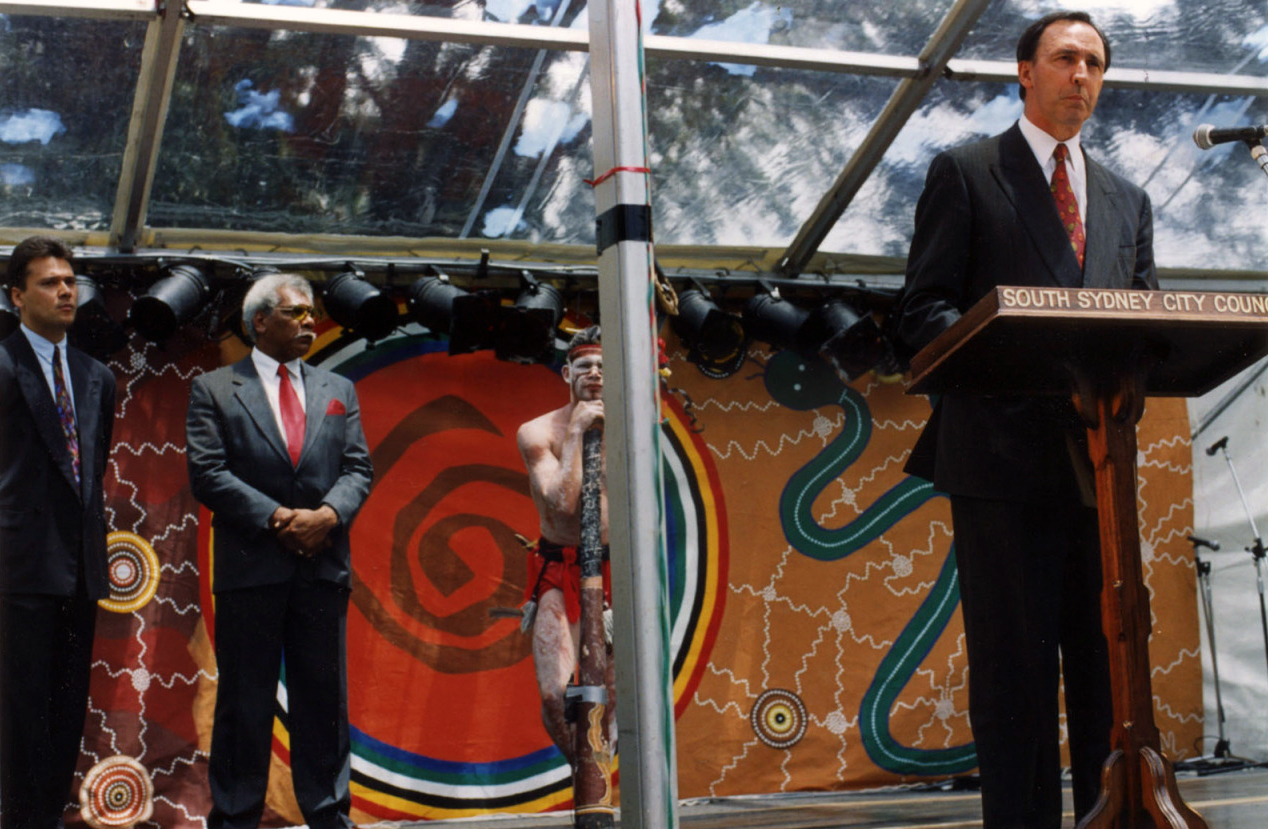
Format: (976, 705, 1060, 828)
(490, 60, 903, 247)
(0, 16, 145, 231)
(147, 18, 904, 248)
(959, 0, 1268, 77)
(148, 24, 554, 236)
(645, 63, 903, 249)
(649, 0, 951, 53)
(821, 77, 1268, 271)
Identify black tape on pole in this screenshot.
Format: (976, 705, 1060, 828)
(595, 204, 652, 255)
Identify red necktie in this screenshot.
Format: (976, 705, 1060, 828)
(1051, 143, 1086, 268)
(52, 345, 81, 485)
(277, 364, 305, 466)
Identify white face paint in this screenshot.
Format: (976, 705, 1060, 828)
(566, 352, 603, 401)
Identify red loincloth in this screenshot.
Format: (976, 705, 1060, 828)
(524, 539, 612, 624)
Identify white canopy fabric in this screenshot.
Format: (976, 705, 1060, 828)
(1190, 359, 1268, 762)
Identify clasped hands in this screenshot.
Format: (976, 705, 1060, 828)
(270, 504, 338, 558)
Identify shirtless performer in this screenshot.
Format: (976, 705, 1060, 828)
(516, 326, 615, 765)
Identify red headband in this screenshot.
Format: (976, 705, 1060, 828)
(568, 344, 601, 361)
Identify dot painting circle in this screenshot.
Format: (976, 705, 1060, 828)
(750, 688, 808, 749)
(99, 532, 160, 613)
(78, 755, 154, 829)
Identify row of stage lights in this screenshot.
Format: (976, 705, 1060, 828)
(0, 261, 894, 379)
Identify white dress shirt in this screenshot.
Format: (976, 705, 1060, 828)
(251, 347, 306, 443)
(21, 323, 77, 418)
(1018, 114, 1088, 227)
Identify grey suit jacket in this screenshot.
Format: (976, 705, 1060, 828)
(896, 123, 1157, 502)
(186, 355, 373, 592)
(0, 331, 116, 597)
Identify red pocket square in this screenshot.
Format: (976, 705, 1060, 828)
(325, 399, 347, 416)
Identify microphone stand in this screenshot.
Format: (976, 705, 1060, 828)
(1207, 436, 1268, 688)
(1245, 139, 1268, 179)
(1173, 535, 1256, 774)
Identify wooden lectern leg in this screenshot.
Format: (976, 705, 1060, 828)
(1078, 749, 1210, 829)
(1079, 749, 1125, 829)
(1070, 353, 1207, 829)
(1139, 747, 1208, 828)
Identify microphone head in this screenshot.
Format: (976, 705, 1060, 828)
(1206, 435, 1229, 456)
(1193, 124, 1216, 150)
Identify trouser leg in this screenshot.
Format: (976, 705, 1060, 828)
(285, 576, 352, 829)
(208, 584, 288, 829)
(1, 589, 96, 829)
(1058, 505, 1113, 821)
(951, 496, 1107, 829)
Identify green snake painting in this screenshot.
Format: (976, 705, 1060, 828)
(763, 349, 977, 775)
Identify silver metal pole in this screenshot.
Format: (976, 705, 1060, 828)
(587, 2, 678, 828)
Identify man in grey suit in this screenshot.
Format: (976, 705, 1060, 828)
(895, 12, 1156, 829)
(186, 273, 372, 829)
(1, 236, 116, 828)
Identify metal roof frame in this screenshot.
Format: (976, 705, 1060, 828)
(2, 0, 1267, 282)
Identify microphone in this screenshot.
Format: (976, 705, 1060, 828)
(1188, 535, 1220, 552)
(1206, 436, 1228, 456)
(1193, 123, 1268, 150)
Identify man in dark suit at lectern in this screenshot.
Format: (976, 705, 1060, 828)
(186, 273, 372, 829)
(895, 12, 1158, 829)
(1, 236, 116, 828)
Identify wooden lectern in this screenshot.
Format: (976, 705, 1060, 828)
(909, 286, 1268, 829)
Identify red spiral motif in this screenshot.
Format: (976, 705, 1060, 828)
(351, 393, 537, 674)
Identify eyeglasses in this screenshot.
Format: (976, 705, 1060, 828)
(276, 304, 319, 321)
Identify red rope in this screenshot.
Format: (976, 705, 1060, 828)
(584, 166, 650, 187)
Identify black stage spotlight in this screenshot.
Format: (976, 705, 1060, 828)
(742, 289, 815, 354)
(449, 291, 504, 355)
(0, 287, 19, 339)
(69, 275, 127, 359)
(809, 300, 887, 381)
(408, 273, 501, 355)
(324, 268, 399, 342)
(408, 274, 465, 336)
(129, 263, 214, 342)
(495, 276, 563, 364)
(672, 287, 746, 371)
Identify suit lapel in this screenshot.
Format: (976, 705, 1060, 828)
(231, 358, 293, 466)
(992, 125, 1084, 288)
(68, 347, 102, 500)
(10, 335, 82, 496)
(1081, 157, 1121, 289)
(299, 364, 332, 469)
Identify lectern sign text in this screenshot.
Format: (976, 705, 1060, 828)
(998, 286, 1268, 318)
(910, 286, 1268, 398)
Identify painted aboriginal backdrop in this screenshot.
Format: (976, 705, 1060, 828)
(72, 313, 1201, 827)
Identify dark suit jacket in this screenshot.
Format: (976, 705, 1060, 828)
(186, 356, 373, 593)
(897, 123, 1157, 502)
(0, 331, 116, 598)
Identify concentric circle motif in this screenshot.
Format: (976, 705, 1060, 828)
(99, 532, 160, 613)
(78, 755, 154, 829)
(750, 688, 808, 749)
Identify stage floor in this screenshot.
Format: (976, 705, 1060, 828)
(377, 766, 1268, 829)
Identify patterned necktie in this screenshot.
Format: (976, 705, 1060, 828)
(1051, 143, 1086, 268)
(277, 363, 305, 466)
(52, 345, 81, 485)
